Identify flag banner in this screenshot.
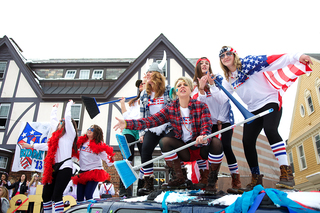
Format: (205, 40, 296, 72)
(12, 122, 51, 172)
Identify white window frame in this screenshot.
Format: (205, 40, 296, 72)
(79, 70, 90, 79)
(92, 70, 103, 79)
(0, 103, 11, 129)
(156, 59, 167, 77)
(315, 77, 320, 107)
(0, 61, 7, 79)
(0, 156, 8, 169)
(71, 104, 82, 128)
(65, 70, 77, 79)
(300, 104, 305, 117)
(296, 144, 307, 170)
(304, 89, 314, 115)
(313, 133, 320, 164)
(288, 152, 294, 174)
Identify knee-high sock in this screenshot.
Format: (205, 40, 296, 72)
(43, 201, 52, 213)
(196, 159, 208, 170)
(208, 153, 224, 165)
(54, 200, 64, 213)
(228, 162, 239, 174)
(271, 141, 289, 166)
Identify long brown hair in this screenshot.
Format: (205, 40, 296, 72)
(91, 124, 104, 144)
(219, 46, 242, 81)
(146, 72, 166, 99)
(192, 57, 213, 91)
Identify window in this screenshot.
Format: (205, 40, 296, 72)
(71, 104, 81, 128)
(315, 78, 320, 106)
(156, 59, 167, 77)
(297, 144, 307, 170)
(0, 104, 10, 128)
(300, 104, 305, 117)
(92, 70, 103, 79)
(314, 134, 320, 163)
(0, 62, 7, 79)
(65, 70, 76, 79)
(79, 70, 90, 79)
(288, 152, 294, 173)
(0, 156, 8, 169)
(304, 90, 314, 115)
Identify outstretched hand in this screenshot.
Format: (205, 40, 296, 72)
(299, 54, 313, 65)
(113, 117, 126, 132)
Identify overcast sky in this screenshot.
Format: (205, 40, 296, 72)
(1, 0, 319, 141)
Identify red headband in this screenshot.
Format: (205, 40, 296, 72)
(196, 58, 211, 66)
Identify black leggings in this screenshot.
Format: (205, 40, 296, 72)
(212, 123, 236, 165)
(141, 130, 175, 168)
(243, 103, 282, 168)
(124, 134, 143, 162)
(42, 168, 72, 202)
(159, 136, 223, 161)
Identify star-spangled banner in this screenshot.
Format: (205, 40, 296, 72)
(12, 122, 51, 172)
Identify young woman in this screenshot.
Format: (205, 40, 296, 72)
(72, 124, 115, 201)
(99, 176, 115, 198)
(137, 62, 174, 195)
(6, 174, 28, 197)
(21, 100, 78, 213)
(114, 77, 224, 193)
(0, 173, 9, 188)
(192, 57, 241, 193)
(218, 46, 312, 192)
(118, 79, 144, 197)
(0, 186, 9, 213)
(28, 173, 41, 196)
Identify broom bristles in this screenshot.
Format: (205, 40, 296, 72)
(116, 134, 131, 159)
(114, 160, 138, 188)
(81, 96, 100, 119)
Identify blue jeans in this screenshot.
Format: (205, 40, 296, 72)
(77, 181, 98, 201)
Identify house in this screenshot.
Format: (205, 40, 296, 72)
(286, 54, 320, 191)
(0, 34, 280, 195)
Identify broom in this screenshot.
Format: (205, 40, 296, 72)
(82, 96, 137, 119)
(115, 108, 274, 188)
(116, 134, 141, 159)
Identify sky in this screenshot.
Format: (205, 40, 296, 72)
(1, 0, 319, 141)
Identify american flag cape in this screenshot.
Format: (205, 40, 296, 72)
(233, 54, 312, 109)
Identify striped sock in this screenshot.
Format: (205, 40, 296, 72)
(43, 201, 52, 213)
(271, 141, 288, 166)
(54, 200, 64, 213)
(162, 152, 178, 161)
(142, 167, 153, 176)
(139, 168, 144, 179)
(196, 159, 208, 170)
(228, 163, 239, 174)
(208, 152, 224, 165)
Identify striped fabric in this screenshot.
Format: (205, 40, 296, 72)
(142, 167, 153, 176)
(196, 159, 208, 170)
(228, 162, 239, 174)
(54, 201, 64, 213)
(162, 152, 178, 161)
(208, 152, 224, 164)
(43, 201, 52, 213)
(271, 141, 288, 166)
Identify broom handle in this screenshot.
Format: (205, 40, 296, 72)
(132, 108, 273, 171)
(97, 96, 137, 106)
(128, 140, 141, 146)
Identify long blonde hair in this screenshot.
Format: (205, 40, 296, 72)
(0, 186, 9, 200)
(219, 46, 242, 81)
(29, 173, 40, 188)
(146, 72, 166, 98)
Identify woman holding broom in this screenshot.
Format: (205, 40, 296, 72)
(72, 124, 115, 201)
(114, 77, 224, 193)
(135, 54, 174, 196)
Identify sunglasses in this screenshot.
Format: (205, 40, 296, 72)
(87, 127, 94, 132)
(220, 51, 233, 59)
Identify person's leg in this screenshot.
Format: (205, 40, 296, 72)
(84, 181, 98, 200)
(51, 168, 72, 213)
(42, 183, 55, 213)
(77, 183, 86, 201)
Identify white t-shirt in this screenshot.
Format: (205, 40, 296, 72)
(180, 107, 192, 142)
